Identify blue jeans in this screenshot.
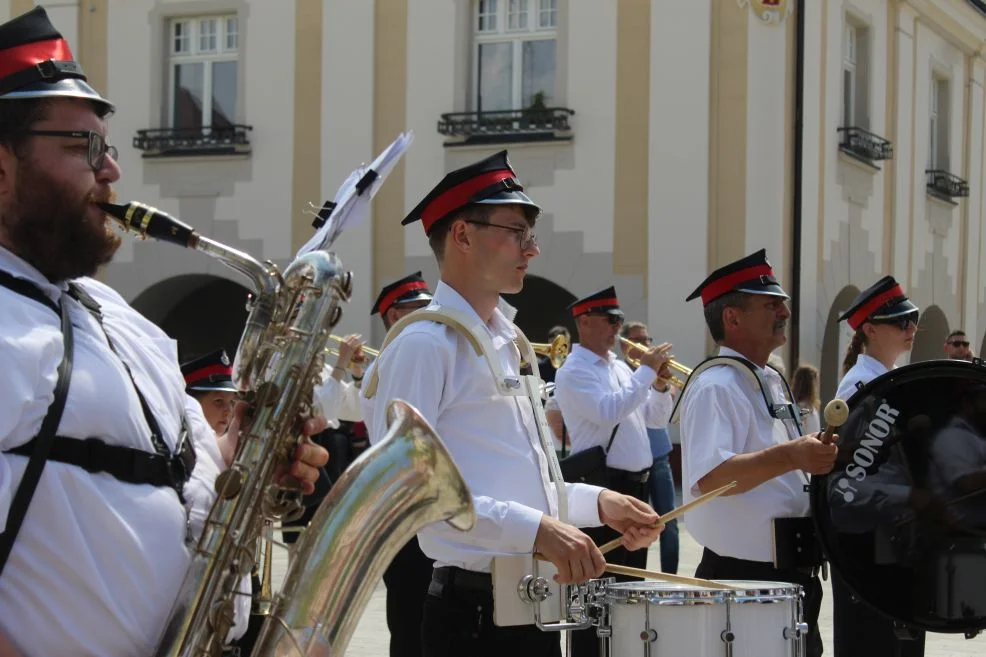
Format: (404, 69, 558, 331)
(647, 454, 679, 574)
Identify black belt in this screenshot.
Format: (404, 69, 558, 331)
(606, 466, 650, 484)
(429, 566, 493, 597)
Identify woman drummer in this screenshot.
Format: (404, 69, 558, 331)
(837, 276, 920, 400)
(833, 275, 925, 657)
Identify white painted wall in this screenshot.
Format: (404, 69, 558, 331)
(648, 0, 710, 368)
(322, 0, 375, 340)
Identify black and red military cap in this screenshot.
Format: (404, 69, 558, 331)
(371, 271, 433, 316)
(0, 6, 113, 110)
(401, 150, 541, 235)
(568, 286, 624, 318)
(686, 249, 789, 306)
(181, 349, 238, 393)
(838, 276, 919, 331)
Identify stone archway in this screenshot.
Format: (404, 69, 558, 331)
(131, 274, 251, 362)
(911, 305, 950, 363)
(501, 274, 577, 341)
(820, 285, 861, 403)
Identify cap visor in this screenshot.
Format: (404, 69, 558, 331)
(735, 283, 790, 300)
(871, 299, 920, 321)
(187, 382, 239, 393)
(474, 189, 541, 212)
(1, 78, 114, 111)
(392, 292, 433, 306)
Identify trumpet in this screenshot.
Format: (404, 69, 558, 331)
(325, 334, 378, 362)
(619, 336, 692, 389)
(528, 333, 570, 369)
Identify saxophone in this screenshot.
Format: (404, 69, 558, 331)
(99, 202, 475, 656)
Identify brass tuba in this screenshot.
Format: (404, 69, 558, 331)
(252, 399, 475, 655)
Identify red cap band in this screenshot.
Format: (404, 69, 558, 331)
(378, 280, 428, 316)
(420, 169, 516, 233)
(847, 284, 906, 330)
(0, 38, 74, 80)
(572, 297, 619, 316)
(184, 364, 233, 386)
(700, 264, 774, 305)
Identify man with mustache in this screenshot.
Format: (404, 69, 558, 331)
(676, 249, 838, 657)
(0, 8, 328, 656)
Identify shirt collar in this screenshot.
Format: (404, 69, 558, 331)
(431, 280, 517, 339)
(571, 343, 615, 365)
(0, 243, 69, 299)
(856, 353, 890, 376)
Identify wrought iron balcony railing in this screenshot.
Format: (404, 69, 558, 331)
(437, 108, 575, 145)
(926, 169, 970, 200)
(133, 124, 253, 157)
(838, 126, 894, 162)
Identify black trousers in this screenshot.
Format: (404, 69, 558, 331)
(570, 469, 650, 657)
(382, 536, 434, 657)
(422, 566, 561, 657)
(695, 548, 824, 657)
(831, 569, 926, 657)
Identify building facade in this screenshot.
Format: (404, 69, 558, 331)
(4, 0, 986, 401)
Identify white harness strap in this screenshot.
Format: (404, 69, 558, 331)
(363, 308, 569, 523)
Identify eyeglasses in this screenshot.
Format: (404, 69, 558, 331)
(949, 340, 970, 348)
(872, 315, 918, 332)
(590, 313, 624, 326)
(464, 219, 538, 250)
(16, 130, 118, 172)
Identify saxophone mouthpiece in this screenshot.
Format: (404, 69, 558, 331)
(99, 201, 196, 248)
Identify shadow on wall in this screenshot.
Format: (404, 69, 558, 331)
(911, 305, 950, 363)
(130, 274, 251, 362)
(502, 274, 577, 341)
(820, 285, 860, 404)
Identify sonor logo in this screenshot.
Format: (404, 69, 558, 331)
(834, 400, 900, 502)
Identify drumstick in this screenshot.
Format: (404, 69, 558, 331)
(597, 481, 738, 557)
(820, 398, 849, 445)
(603, 563, 742, 590)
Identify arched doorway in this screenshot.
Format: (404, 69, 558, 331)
(820, 285, 860, 403)
(131, 275, 251, 362)
(911, 305, 949, 363)
(502, 274, 577, 341)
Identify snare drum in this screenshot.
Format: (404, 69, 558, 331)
(602, 580, 804, 657)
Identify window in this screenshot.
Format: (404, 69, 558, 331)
(169, 15, 239, 131)
(473, 0, 557, 112)
(929, 76, 949, 170)
(841, 18, 869, 129)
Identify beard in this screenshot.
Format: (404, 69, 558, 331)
(1, 159, 121, 283)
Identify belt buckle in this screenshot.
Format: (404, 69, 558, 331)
(81, 437, 105, 474)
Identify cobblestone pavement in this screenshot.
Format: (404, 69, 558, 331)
(272, 521, 983, 656)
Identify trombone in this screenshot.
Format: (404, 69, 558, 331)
(619, 336, 691, 389)
(528, 334, 570, 369)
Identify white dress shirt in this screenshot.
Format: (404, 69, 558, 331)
(314, 371, 363, 423)
(360, 281, 604, 573)
(554, 345, 672, 472)
(680, 347, 809, 562)
(836, 354, 889, 401)
(0, 245, 247, 656)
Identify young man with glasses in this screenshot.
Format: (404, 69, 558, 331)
(944, 329, 975, 361)
(553, 289, 674, 657)
(0, 8, 328, 655)
(361, 151, 664, 657)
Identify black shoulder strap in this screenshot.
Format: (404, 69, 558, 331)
(604, 423, 620, 453)
(0, 291, 73, 578)
(0, 269, 59, 314)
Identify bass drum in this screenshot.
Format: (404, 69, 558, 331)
(811, 359, 986, 634)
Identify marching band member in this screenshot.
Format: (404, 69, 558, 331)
(372, 272, 437, 657)
(360, 151, 662, 657)
(314, 333, 365, 423)
(553, 292, 673, 657)
(0, 9, 327, 655)
(833, 277, 925, 657)
(677, 250, 837, 657)
(180, 349, 238, 435)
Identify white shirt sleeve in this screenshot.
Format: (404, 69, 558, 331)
(555, 362, 658, 431)
(681, 380, 754, 495)
(564, 482, 604, 527)
(369, 329, 544, 554)
(643, 388, 673, 429)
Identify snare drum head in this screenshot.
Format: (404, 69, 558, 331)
(605, 580, 731, 604)
(811, 360, 986, 633)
